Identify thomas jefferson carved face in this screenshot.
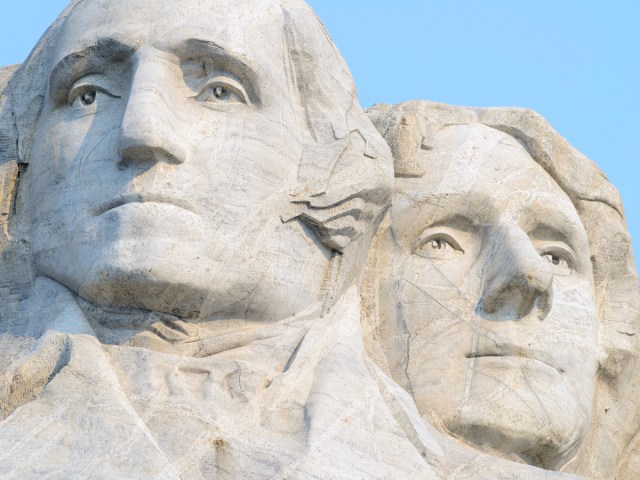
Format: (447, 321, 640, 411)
(375, 123, 599, 469)
(24, 0, 335, 320)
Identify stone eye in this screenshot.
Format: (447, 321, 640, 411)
(203, 84, 238, 102)
(80, 91, 97, 106)
(67, 79, 121, 110)
(415, 233, 464, 260)
(541, 250, 573, 276)
(213, 86, 227, 100)
(196, 77, 249, 105)
(427, 239, 447, 251)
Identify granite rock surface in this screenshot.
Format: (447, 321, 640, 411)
(0, 1, 638, 479)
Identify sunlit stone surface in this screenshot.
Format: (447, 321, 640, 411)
(0, 2, 638, 478)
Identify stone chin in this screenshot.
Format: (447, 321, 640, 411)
(32, 203, 330, 322)
(431, 367, 592, 470)
(33, 240, 211, 319)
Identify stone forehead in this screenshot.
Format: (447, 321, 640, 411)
(435, 123, 524, 156)
(67, 0, 287, 19)
(424, 123, 559, 189)
(55, 0, 292, 64)
(397, 122, 583, 225)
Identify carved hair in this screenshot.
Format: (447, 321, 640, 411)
(367, 100, 640, 478)
(279, 1, 393, 253)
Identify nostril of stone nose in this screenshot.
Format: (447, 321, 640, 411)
(118, 145, 182, 168)
(482, 297, 497, 315)
(118, 122, 187, 168)
(480, 288, 552, 322)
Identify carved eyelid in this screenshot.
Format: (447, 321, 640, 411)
(529, 223, 578, 269)
(182, 53, 257, 104)
(413, 227, 465, 254)
(412, 213, 477, 250)
(67, 76, 121, 106)
(196, 75, 250, 104)
(537, 242, 576, 269)
(529, 223, 580, 254)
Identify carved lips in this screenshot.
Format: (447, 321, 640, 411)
(96, 193, 197, 216)
(466, 341, 563, 374)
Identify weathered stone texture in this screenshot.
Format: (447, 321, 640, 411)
(0, 2, 637, 479)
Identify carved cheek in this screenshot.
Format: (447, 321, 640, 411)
(396, 256, 476, 337)
(540, 275, 599, 376)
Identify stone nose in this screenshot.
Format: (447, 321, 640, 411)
(480, 226, 553, 320)
(118, 57, 187, 168)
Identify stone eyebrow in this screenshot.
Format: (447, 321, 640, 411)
(48, 38, 135, 106)
(525, 200, 585, 250)
(407, 190, 500, 227)
(161, 38, 261, 104)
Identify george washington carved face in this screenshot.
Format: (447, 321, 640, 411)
(22, 0, 390, 322)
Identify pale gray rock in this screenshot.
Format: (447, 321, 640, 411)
(0, 0, 637, 478)
(0, 0, 409, 478)
(365, 100, 640, 479)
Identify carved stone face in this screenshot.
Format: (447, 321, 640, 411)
(376, 123, 599, 469)
(25, 0, 334, 320)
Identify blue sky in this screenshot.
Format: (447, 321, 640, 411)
(1, 1, 638, 270)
